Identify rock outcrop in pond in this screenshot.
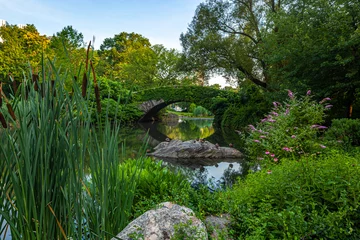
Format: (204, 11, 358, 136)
(148, 139, 242, 159)
(112, 202, 207, 240)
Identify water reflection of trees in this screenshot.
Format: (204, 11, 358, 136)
(157, 118, 215, 140)
(163, 160, 250, 190)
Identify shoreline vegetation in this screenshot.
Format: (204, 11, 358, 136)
(1, 0, 360, 238)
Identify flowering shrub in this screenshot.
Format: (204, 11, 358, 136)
(245, 90, 332, 165)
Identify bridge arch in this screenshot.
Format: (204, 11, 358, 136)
(133, 86, 237, 122)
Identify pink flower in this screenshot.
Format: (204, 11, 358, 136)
(287, 90, 294, 99)
(261, 118, 268, 122)
(291, 135, 296, 138)
(248, 125, 256, 131)
(285, 108, 290, 115)
(317, 126, 328, 129)
(268, 119, 276, 123)
(306, 90, 311, 95)
(273, 102, 278, 108)
(320, 145, 326, 149)
(311, 124, 320, 128)
(265, 151, 270, 155)
(320, 97, 331, 104)
(270, 154, 275, 157)
(260, 135, 266, 139)
(254, 140, 260, 143)
(325, 105, 333, 109)
(283, 147, 290, 151)
(271, 111, 279, 116)
(274, 158, 278, 162)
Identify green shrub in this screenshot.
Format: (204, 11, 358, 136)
(118, 158, 192, 218)
(325, 118, 360, 150)
(245, 90, 331, 166)
(222, 152, 360, 239)
(221, 83, 270, 129)
(193, 105, 212, 117)
(91, 98, 143, 124)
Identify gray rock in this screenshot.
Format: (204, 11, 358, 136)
(204, 214, 231, 239)
(112, 202, 207, 240)
(148, 140, 242, 159)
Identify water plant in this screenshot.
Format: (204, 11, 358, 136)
(0, 51, 143, 239)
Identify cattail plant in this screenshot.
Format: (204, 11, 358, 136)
(0, 49, 144, 239)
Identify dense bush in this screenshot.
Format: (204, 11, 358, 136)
(98, 77, 132, 103)
(221, 83, 271, 129)
(193, 105, 212, 117)
(245, 90, 331, 166)
(91, 98, 143, 124)
(325, 118, 360, 150)
(119, 158, 192, 218)
(222, 153, 360, 239)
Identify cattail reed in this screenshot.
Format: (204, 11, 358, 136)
(32, 74, 39, 91)
(0, 112, 7, 128)
(12, 80, 18, 94)
(82, 41, 92, 98)
(0, 83, 2, 108)
(6, 103, 16, 121)
(51, 80, 56, 97)
(91, 60, 101, 113)
(85, 41, 91, 71)
(82, 73, 88, 98)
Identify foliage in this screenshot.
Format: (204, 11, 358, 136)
(151, 44, 188, 86)
(245, 90, 331, 166)
(0, 24, 50, 80)
(221, 153, 360, 239)
(221, 82, 271, 129)
(0, 60, 142, 239)
(92, 98, 142, 124)
(98, 32, 153, 80)
(49, 25, 87, 85)
(325, 118, 360, 151)
(119, 158, 192, 218)
(265, 0, 360, 118)
(97, 77, 131, 102)
(193, 105, 212, 117)
(180, 0, 281, 88)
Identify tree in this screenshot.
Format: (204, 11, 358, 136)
(265, 0, 360, 117)
(98, 32, 151, 79)
(0, 24, 49, 80)
(180, 0, 282, 89)
(49, 26, 87, 78)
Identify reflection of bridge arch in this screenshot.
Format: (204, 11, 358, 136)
(133, 86, 237, 122)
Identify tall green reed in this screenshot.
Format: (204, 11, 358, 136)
(0, 51, 143, 239)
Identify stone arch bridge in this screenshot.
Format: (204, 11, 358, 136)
(132, 86, 237, 122)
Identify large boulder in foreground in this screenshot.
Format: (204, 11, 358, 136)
(112, 202, 207, 240)
(148, 139, 242, 159)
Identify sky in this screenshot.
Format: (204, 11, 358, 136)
(0, 0, 230, 86)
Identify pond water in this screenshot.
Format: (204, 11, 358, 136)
(122, 117, 248, 188)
